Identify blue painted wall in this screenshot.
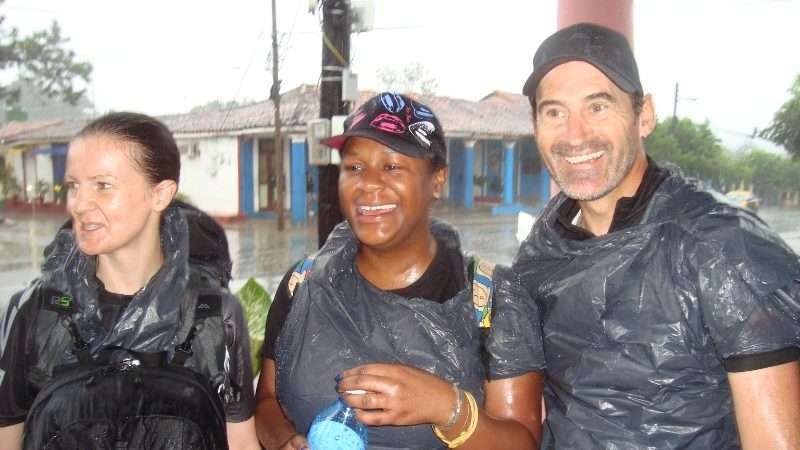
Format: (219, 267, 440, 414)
(51, 144, 68, 186)
(464, 143, 475, 208)
(540, 165, 551, 203)
(239, 138, 254, 216)
(448, 139, 465, 206)
(518, 138, 539, 202)
(502, 142, 515, 205)
(290, 139, 307, 224)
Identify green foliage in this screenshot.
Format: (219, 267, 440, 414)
(740, 149, 800, 203)
(646, 118, 726, 187)
(646, 116, 800, 203)
(34, 179, 50, 198)
(761, 74, 800, 159)
(235, 278, 272, 376)
(0, 165, 20, 199)
(0, 7, 92, 105)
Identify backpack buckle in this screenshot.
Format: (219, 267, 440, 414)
(117, 358, 141, 371)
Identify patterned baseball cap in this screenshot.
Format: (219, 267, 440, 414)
(321, 92, 447, 165)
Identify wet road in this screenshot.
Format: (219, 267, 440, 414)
(2, 206, 799, 313)
(0, 208, 523, 309)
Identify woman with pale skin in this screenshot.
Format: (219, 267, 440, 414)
(255, 93, 545, 449)
(0, 113, 260, 449)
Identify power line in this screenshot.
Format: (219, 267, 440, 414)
(220, 27, 267, 129)
(279, 0, 302, 60)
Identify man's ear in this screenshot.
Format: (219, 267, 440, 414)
(639, 94, 656, 139)
(151, 179, 178, 212)
(431, 166, 448, 200)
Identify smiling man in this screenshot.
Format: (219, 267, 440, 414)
(513, 22, 800, 449)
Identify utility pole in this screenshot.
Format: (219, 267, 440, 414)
(317, 0, 350, 248)
(271, 0, 286, 230)
(671, 82, 679, 133)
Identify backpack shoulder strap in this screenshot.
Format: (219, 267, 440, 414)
(470, 256, 495, 329)
(287, 257, 315, 297)
(172, 291, 223, 366)
(38, 287, 91, 364)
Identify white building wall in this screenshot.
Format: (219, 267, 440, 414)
(22, 151, 37, 201)
(282, 136, 291, 211)
(35, 152, 54, 202)
(178, 137, 239, 218)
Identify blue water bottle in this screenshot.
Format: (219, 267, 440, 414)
(307, 398, 368, 450)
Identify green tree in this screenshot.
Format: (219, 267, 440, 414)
(717, 152, 752, 193)
(2, 78, 94, 121)
(646, 115, 800, 204)
(645, 118, 726, 187)
(760, 74, 800, 159)
(740, 149, 795, 204)
(0, 4, 92, 106)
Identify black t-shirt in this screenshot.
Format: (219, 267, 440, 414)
(261, 237, 466, 360)
(96, 282, 136, 332)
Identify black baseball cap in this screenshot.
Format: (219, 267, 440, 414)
(522, 22, 642, 98)
(321, 92, 447, 165)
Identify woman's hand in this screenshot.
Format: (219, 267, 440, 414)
(337, 363, 458, 427)
(279, 433, 309, 450)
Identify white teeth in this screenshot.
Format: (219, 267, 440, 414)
(82, 223, 101, 231)
(358, 204, 397, 212)
(565, 151, 603, 164)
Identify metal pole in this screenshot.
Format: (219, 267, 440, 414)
(672, 82, 679, 132)
(317, 0, 350, 248)
(271, 0, 286, 230)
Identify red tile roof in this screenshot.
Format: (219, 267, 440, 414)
(0, 119, 64, 144)
(0, 85, 535, 144)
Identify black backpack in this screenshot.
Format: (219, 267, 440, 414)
(22, 288, 230, 450)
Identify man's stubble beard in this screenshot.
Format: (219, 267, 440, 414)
(545, 129, 642, 202)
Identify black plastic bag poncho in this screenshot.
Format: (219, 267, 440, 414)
(22, 202, 248, 408)
(275, 220, 545, 449)
(513, 170, 800, 449)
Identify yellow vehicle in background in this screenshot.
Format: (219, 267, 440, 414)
(726, 190, 761, 212)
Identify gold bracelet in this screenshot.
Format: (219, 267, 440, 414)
(432, 391, 479, 448)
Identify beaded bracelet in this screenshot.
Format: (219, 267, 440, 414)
(440, 384, 464, 430)
(432, 391, 479, 448)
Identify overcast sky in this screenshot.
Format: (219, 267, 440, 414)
(4, 0, 799, 151)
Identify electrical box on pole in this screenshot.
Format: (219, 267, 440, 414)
(331, 115, 347, 135)
(350, 1, 374, 33)
(342, 69, 359, 103)
(307, 118, 332, 165)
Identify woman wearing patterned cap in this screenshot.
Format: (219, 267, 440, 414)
(255, 92, 545, 449)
